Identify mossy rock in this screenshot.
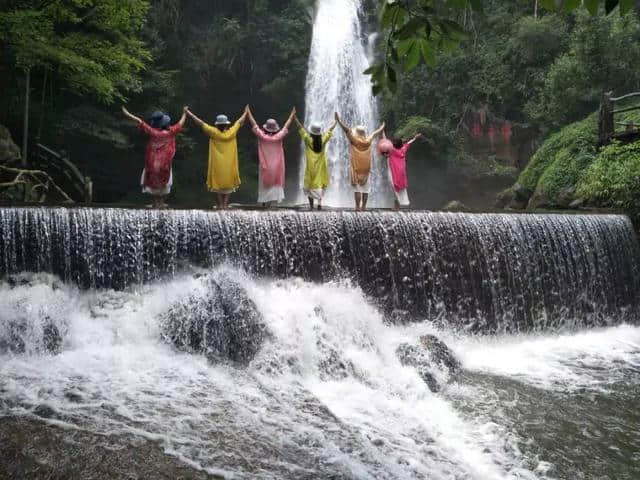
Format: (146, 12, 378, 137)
(0, 124, 21, 164)
(442, 200, 471, 212)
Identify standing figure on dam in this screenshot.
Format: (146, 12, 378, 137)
(246, 106, 296, 208)
(379, 131, 422, 211)
(335, 112, 385, 211)
(294, 114, 337, 210)
(187, 106, 249, 210)
(121, 106, 188, 209)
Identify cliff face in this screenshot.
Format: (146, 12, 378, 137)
(463, 106, 540, 170)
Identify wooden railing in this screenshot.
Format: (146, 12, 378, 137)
(599, 91, 640, 145)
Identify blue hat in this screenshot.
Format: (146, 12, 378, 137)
(150, 111, 171, 129)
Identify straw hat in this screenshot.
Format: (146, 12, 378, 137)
(354, 125, 367, 137)
(310, 124, 322, 135)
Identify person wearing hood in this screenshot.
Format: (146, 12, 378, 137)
(294, 114, 337, 210)
(121, 105, 188, 208)
(187, 106, 249, 209)
(246, 106, 296, 208)
(335, 112, 385, 211)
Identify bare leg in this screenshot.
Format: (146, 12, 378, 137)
(223, 194, 231, 209)
(308, 197, 314, 210)
(317, 200, 322, 211)
(362, 193, 369, 211)
(215, 194, 223, 209)
(393, 200, 400, 212)
(354, 192, 361, 211)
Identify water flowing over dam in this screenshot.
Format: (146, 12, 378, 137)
(0, 207, 639, 331)
(1, 207, 640, 479)
(300, 0, 391, 207)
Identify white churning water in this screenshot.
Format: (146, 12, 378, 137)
(299, 0, 392, 207)
(2, 270, 639, 479)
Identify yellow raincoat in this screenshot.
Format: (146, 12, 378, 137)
(300, 128, 333, 190)
(202, 121, 242, 192)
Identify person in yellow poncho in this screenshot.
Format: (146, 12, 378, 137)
(187, 106, 248, 209)
(294, 114, 337, 210)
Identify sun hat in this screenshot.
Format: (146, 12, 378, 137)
(150, 111, 171, 129)
(310, 124, 322, 135)
(263, 119, 280, 133)
(215, 114, 231, 125)
(354, 125, 367, 137)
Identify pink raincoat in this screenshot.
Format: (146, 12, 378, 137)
(252, 126, 288, 188)
(388, 143, 411, 192)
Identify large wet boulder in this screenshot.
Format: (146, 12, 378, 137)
(159, 273, 268, 365)
(0, 317, 63, 355)
(0, 274, 66, 355)
(396, 335, 460, 392)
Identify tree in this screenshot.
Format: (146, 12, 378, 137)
(0, 1, 151, 162)
(369, 0, 637, 94)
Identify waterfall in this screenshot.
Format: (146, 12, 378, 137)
(299, 0, 391, 207)
(1, 207, 639, 332)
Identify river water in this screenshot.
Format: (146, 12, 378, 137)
(0, 271, 638, 479)
(0, 208, 639, 479)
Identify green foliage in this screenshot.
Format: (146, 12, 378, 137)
(395, 115, 453, 151)
(518, 114, 598, 192)
(576, 141, 640, 209)
(0, 0, 151, 103)
(510, 109, 640, 209)
(370, 0, 637, 94)
(527, 10, 640, 129)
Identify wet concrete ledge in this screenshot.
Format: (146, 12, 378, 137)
(0, 201, 630, 217)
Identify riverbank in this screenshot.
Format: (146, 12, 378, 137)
(0, 416, 219, 479)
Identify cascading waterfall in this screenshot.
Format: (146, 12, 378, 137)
(1, 207, 639, 332)
(1, 207, 640, 479)
(300, 0, 391, 207)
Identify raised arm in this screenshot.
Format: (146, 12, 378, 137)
(186, 108, 206, 127)
(122, 106, 143, 124)
(177, 106, 188, 128)
(407, 133, 423, 145)
(334, 112, 350, 133)
(246, 107, 259, 129)
(293, 114, 306, 132)
(371, 122, 386, 139)
(237, 105, 249, 126)
(283, 107, 296, 130)
(328, 119, 338, 132)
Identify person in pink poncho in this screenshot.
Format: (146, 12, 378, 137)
(246, 106, 296, 208)
(382, 131, 422, 211)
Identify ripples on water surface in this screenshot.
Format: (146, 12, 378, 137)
(1, 271, 638, 479)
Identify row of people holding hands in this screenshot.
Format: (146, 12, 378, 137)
(121, 105, 422, 210)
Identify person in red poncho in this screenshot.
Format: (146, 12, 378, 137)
(380, 131, 422, 211)
(122, 105, 188, 208)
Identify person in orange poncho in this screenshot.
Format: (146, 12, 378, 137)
(335, 112, 385, 211)
(187, 106, 249, 209)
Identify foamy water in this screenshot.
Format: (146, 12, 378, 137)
(1, 271, 639, 479)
